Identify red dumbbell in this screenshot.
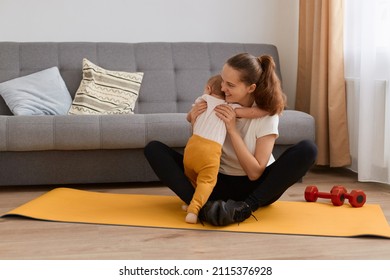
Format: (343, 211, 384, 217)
(305, 185, 366, 207)
(304, 185, 346, 206)
(331, 185, 366, 207)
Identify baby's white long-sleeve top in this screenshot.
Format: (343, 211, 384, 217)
(192, 94, 240, 145)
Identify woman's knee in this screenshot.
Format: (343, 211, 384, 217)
(144, 140, 164, 158)
(297, 139, 318, 164)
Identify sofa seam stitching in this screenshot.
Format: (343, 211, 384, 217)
(170, 43, 179, 113)
(56, 43, 60, 71)
(206, 43, 212, 75)
(18, 43, 21, 76)
(96, 43, 100, 66)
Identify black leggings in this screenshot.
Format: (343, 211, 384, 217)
(144, 140, 318, 212)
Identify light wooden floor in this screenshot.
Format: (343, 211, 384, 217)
(1, 167, 390, 260)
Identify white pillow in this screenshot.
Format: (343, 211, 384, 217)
(0, 67, 72, 115)
(68, 59, 144, 115)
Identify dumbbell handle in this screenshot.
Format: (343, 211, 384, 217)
(305, 186, 345, 206)
(316, 192, 334, 199)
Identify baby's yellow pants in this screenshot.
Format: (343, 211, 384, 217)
(183, 134, 222, 215)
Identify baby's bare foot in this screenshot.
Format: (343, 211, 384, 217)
(185, 212, 198, 224)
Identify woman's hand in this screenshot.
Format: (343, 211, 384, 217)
(214, 104, 237, 133)
(187, 100, 207, 125)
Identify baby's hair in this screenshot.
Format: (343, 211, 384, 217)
(226, 53, 286, 115)
(207, 75, 224, 98)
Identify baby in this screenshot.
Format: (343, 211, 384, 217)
(183, 75, 267, 223)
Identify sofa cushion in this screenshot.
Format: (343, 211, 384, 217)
(0, 67, 72, 115)
(68, 58, 144, 115)
(0, 113, 191, 151)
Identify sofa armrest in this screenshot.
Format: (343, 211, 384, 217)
(277, 110, 315, 145)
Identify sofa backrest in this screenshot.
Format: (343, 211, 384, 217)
(0, 42, 282, 115)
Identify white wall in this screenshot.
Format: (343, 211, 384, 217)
(0, 0, 299, 107)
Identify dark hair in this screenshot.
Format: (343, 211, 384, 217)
(226, 53, 286, 115)
(207, 74, 224, 98)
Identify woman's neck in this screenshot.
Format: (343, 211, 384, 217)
(240, 95, 255, 107)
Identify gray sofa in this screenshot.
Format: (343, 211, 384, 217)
(0, 42, 315, 186)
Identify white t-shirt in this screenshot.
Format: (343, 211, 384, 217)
(219, 114, 279, 176)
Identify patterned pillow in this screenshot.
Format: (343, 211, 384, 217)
(68, 59, 144, 115)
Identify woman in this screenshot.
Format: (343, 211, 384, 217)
(144, 53, 318, 226)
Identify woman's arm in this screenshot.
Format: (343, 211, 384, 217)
(186, 99, 207, 125)
(235, 106, 268, 119)
(228, 130, 276, 180)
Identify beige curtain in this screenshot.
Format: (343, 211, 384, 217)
(296, 0, 351, 167)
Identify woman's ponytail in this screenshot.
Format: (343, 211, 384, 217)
(255, 55, 286, 115)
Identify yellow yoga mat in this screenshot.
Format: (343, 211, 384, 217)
(2, 188, 390, 238)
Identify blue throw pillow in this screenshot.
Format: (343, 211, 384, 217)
(0, 67, 72, 115)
